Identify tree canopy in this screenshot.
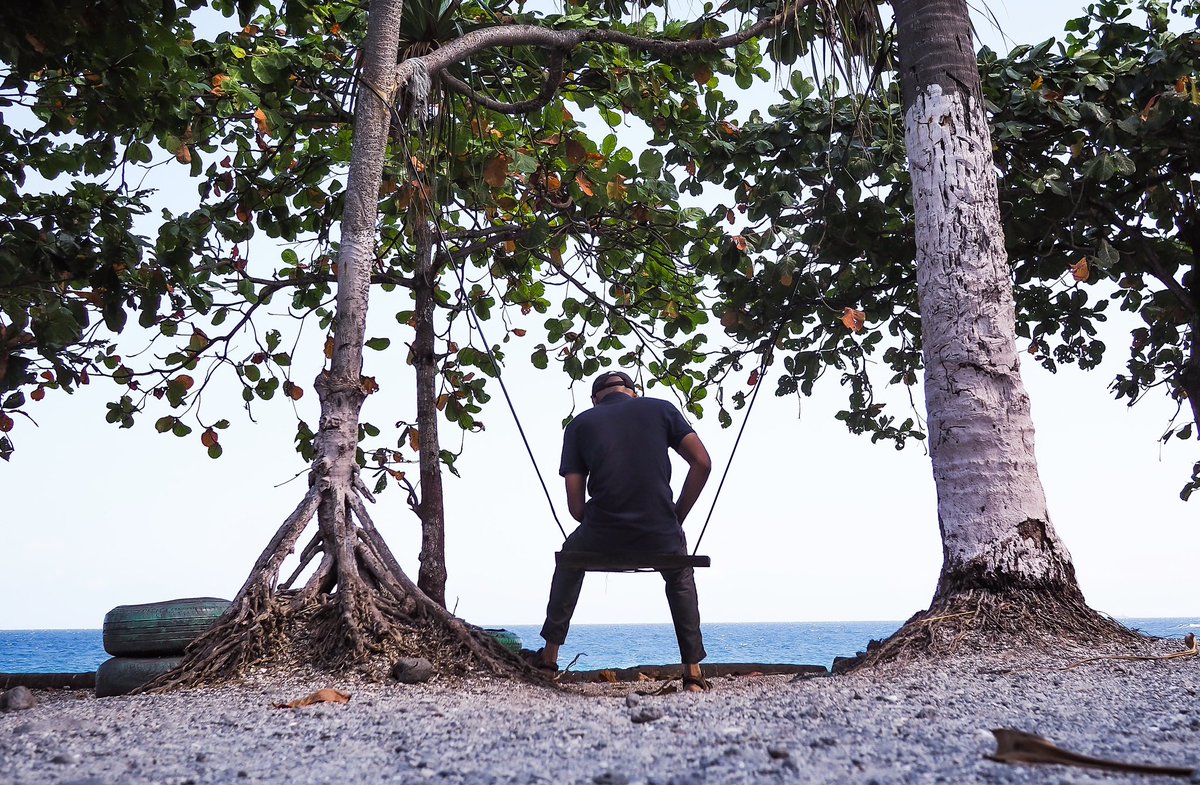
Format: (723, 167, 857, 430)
(692, 0, 1200, 498)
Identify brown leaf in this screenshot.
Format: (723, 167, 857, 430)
(748, 370, 759, 386)
(575, 172, 594, 197)
(1176, 76, 1189, 93)
(598, 670, 618, 683)
(201, 428, 218, 448)
(779, 270, 794, 288)
(693, 65, 713, 85)
(720, 310, 740, 329)
(176, 374, 195, 390)
(31, 386, 45, 401)
(512, 328, 527, 337)
(236, 204, 252, 223)
(717, 121, 740, 137)
(1140, 94, 1160, 121)
(483, 155, 510, 189)
(360, 376, 379, 394)
(0, 412, 13, 432)
(407, 427, 420, 452)
(211, 74, 231, 96)
(273, 688, 352, 710)
(284, 381, 304, 400)
(841, 307, 866, 333)
(175, 144, 192, 164)
(323, 336, 334, 359)
(1071, 257, 1090, 282)
(732, 235, 747, 252)
(253, 108, 270, 136)
(606, 175, 628, 202)
(565, 140, 586, 165)
(1030, 75, 1044, 91)
(538, 133, 561, 146)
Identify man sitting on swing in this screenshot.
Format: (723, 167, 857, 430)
(529, 370, 714, 692)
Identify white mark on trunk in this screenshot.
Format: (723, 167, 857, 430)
(904, 84, 1076, 588)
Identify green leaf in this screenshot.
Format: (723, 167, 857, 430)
(365, 337, 391, 351)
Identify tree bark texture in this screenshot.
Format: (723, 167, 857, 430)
(895, 0, 1081, 597)
(413, 220, 448, 607)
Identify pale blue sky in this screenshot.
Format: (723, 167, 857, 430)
(2, 0, 1197, 631)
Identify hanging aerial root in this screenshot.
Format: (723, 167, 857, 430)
(839, 587, 1142, 673)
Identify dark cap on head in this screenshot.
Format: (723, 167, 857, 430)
(591, 370, 635, 397)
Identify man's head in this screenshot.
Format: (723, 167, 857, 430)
(591, 370, 637, 402)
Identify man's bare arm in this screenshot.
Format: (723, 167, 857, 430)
(564, 473, 586, 523)
(674, 433, 712, 525)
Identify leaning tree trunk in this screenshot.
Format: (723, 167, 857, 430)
(861, 0, 1133, 663)
(151, 0, 519, 687)
(412, 219, 448, 607)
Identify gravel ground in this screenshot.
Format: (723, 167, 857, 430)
(2, 643, 1198, 785)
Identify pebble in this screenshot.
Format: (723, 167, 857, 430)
(391, 658, 435, 684)
(0, 686, 36, 712)
(625, 694, 641, 708)
(630, 706, 663, 724)
(51, 752, 82, 765)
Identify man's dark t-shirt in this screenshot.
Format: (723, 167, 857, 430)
(559, 395, 695, 544)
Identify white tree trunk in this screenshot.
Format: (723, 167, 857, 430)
(897, 0, 1080, 596)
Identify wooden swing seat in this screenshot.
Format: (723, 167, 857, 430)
(555, 551, 711, 573)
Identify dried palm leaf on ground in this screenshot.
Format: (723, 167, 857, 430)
(988, 729, 1194, 777)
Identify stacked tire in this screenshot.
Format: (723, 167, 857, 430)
(96, 597, 230, 697)
(484, 628, 522, 654)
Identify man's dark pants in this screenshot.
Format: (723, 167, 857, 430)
(540, 524, 707, 664)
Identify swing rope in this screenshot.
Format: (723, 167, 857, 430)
(399, 133, 567, 538)
(395, 99, 787, 554)
(690, 356, 769, 556)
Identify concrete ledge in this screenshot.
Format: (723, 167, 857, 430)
(1, 673, 96, 690)
(558, 662, 827, 683)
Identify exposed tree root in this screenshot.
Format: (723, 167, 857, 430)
(838, 587, 1143, 673)
(1061, 632, 1198, 670)
(143, 472, 543, 692)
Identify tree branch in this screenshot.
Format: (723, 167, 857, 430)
(395, 7, 798, 94)
(441, 51, 565, 115)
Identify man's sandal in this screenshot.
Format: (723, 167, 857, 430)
(520, 648, 560, 674)
(682, 673, 711, 692)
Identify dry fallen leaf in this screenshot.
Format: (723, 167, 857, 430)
(599, 670, 618, 683)
(274, 688, 351, 709)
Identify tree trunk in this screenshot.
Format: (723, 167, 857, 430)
(855, 0, 1135, 663)
(147, 0, 522, 687)
(413, 219, 448, 607)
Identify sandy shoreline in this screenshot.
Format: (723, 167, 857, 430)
(2, 642, 1198, 785)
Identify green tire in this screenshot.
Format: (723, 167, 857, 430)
(95, 656, 182, 698)
(484, 628, 522, 653)
(102, 597, 230, 657)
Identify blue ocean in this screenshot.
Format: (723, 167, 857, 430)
(2, 618, 1196, 673)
